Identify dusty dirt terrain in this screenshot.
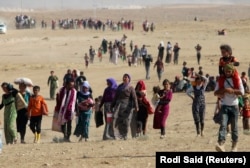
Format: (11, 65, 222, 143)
(0, 4, 250, 168)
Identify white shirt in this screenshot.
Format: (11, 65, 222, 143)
(214, 77, 244, 106)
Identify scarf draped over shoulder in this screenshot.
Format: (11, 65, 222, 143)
(56, 87, 77, 124)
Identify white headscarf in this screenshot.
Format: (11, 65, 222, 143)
(160, 41, 164, 47)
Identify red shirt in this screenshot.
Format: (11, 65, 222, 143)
(242, 105, 250, 118)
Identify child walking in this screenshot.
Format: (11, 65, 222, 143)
(27, 86, 48, 143)
(241, 97, 250, 134)
(98, 47, 103, 62)
(84, 53, 90, 69)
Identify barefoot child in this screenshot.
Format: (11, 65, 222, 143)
(27, 86, 48, 143)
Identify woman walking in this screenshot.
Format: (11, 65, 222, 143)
(0, 83, 18, 145)
(99, 78, 117, 140)
(153, 79, 173, 139)
(74, 81, 94, 142)
(112, 74, 138, 140)
(47, 70, 58, 100)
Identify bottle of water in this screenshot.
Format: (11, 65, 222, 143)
(0, 130, 2, 154)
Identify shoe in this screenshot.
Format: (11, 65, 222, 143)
(215, 142, 226, 152)
(37, 133, 41, 143)
(85, 138, 88, 142)
(231, 142, 237, 152)
(21, 140, 26, 144)
(160, 135, 166, 139)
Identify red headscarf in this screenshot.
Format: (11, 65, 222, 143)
(135, 80, 146, 91)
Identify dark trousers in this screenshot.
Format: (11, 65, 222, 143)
(197, 53, 201, 65)
(29, 115, 42, 134)
(61, 120, 72, 140)
(192, 99, 205, 134)
(16, 108, 28, 140)
(161, 127, 165, 135)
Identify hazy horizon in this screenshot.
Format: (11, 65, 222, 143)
(0, 0, 250, 10)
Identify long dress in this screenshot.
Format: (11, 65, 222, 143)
(100, 78, 117, 140)
(137, 97, 149, 135)
(158, 46, 165, 61)
(112, 83, 138, 139)
(0, 91, 18, 144)
(74, 91, 93, 140)
(55, 86, 77, 140)
(153, 89, 173, 129)
(48, 75, 58, 99)
(165, 45, 172, 63)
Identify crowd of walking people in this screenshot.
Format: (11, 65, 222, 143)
(0, 43, 249, 154)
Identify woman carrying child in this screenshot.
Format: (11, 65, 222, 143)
(153, 79, 173, 139)
(74, 81, 94, 142)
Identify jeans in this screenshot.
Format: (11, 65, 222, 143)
(218, 105, 239, 143)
